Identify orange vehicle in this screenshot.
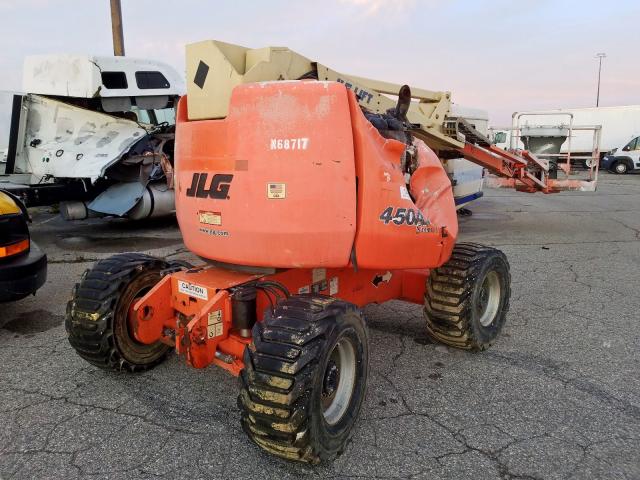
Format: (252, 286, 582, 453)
(66, 41, 593, 463)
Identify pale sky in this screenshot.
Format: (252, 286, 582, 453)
(0, 0, 638, 125)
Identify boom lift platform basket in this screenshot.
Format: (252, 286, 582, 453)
(487, 111, 602, 192)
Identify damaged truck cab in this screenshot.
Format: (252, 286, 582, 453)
(0, 54, 184, 219)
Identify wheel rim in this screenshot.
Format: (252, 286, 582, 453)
(477, 271, 501, 327)
(117, 270, 166, 359)
(321, 336, 357, 425)
(124, 281, 154, 346)
(615, 163, 626, 173)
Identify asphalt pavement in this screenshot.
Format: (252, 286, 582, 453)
(1, 172, 639, 479)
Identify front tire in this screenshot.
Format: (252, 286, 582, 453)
(424, 243, 510, 351)
(612, 161, 628, 174)
(66, 253, 171, 372)
(238, 295, 368, 463)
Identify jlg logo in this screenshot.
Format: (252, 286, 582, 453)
(186, 173, 233, 199)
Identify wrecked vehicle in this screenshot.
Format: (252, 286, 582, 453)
(0, 54, 183, 219)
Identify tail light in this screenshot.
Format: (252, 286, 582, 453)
(0, 213, 30, 260)
(0, 238, 30, 259)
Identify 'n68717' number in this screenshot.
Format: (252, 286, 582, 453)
(379, 207, 429, 226)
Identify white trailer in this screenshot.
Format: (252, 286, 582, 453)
(491, 105, 640, 163)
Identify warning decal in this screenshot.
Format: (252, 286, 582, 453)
(207, 310, 223, 339)
(178, 280, 208, 301)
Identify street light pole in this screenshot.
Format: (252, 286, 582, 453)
(110, 0, 125, 56)
(595, 52, 606, 107)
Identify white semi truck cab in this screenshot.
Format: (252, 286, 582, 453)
(1, 54, 184, 219)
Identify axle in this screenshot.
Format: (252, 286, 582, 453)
(131, 266, 429, 374)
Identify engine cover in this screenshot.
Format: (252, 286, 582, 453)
(175, 82, 357, 268)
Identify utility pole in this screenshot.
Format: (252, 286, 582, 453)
(110, 0, 125, 56)
(595, 52, 606, 107)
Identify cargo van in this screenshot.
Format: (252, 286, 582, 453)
(601, 135, 640, 174)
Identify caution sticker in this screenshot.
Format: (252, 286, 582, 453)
(207, 310, 223, 339)
(178, 280, 208, 300)
(267, 183, 286, 199)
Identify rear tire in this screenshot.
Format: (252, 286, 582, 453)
(424, 243, 510, 351)
(66, 253, 171, 372)
(238, 295, 368, 463)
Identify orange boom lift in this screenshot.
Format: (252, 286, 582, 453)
(66, 40, 595, 463)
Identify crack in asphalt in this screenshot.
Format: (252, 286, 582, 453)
(610, 218, 640, 240)
(370, 371, 565, 480)
(483, 352, 640, 422)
